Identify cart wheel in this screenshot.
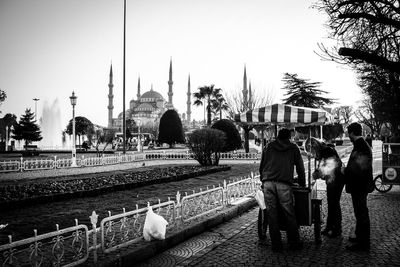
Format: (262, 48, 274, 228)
(258, 208, 268, 240)
(374, 174, 392, 193)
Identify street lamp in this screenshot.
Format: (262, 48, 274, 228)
(33, 98, 39, 121)
(136, 119, 142, 153)
(5, 126, 8, 152)
(69, 91, 78, 167)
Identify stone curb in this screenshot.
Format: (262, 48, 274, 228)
(97, 198, 257, 267)
(0, 166, 231, 211)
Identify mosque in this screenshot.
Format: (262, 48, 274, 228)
(107, 59, 192, 132)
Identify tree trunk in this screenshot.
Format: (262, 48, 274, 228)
(244, 128, 250, 153)
(207, 99, 212, 126)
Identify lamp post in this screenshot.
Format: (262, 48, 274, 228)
(69, 91, 78, 167)
(33, 98, 39, 121)
(136, 119, 142, 152)
(122, 0, 127, 154)
(5, 125, 8, 152)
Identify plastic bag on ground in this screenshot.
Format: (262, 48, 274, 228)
(254, 189, 266, 210)
(143, 206, 169, 241)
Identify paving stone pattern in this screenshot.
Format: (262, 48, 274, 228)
(139, 188, 400, 267)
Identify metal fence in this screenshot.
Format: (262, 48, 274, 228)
(0, 221, 89, 267)
(0, 152, 261, 173)
(0, 173, 260, 266)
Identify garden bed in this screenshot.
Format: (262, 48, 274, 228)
(0, 165, 230, 210)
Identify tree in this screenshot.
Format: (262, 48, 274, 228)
(357, 65, 400, 134)
(65, 116, 95, 146)
(211, 119, 242, 152)
(158, 109, 185, 148)
(315, 0, 400, 74)
(92, 128, 117, 156)
(0, 113, 17, 142)
(193, 85, 223, 126)
(281, 73, 335, 108)
(12, 108, 42, 147)
(226, 85, 274, 153)
(355, 97, 386, 138)
(211, 91, 229, 120)
(315, 1, 400, 134)
(187, 128, 225, 166)
(332, 105, 353, 125)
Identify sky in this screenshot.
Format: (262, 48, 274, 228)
(0, 0, 362, 130)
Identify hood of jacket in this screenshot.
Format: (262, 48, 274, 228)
(269, 139, 297, 152)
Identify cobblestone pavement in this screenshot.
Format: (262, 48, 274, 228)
(138, 188, 400, 267)
(138, 143, 400, 267)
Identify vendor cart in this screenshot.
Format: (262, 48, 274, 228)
(235, 104, 333, 244)
(374, 143, 400, 193)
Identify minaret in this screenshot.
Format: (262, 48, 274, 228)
(137, 76, 141, 100)
(248, 80, 252, 109)
(186, 74, 191, 124)
(243, 65, 248, 109)
(168, 57, 173, 105)
(108, 63, 114, 128)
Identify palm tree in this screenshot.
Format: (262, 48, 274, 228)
(193, 85, 223, 126)
(212, 91, 229, 120)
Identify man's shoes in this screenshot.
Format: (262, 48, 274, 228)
(326, 230, 342, 238)
(321, 228, 330, 236)
(346, 243, 370, 251)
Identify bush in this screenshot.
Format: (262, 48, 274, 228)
(212, 119, 242, 152)
(187, 128, 225, 166)
(158, 110, 185, 147)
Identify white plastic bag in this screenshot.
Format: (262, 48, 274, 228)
(143, 206, 169, 241)
(254, 189, 266, 210)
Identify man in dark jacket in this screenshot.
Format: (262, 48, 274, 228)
(343, 122, 374, 251)
(259, 128, 305, 252)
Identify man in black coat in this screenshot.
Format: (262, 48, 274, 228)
(343, 122, 374, 251)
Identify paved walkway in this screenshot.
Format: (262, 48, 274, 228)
(135, 142, 400, 266)
(138, 188, 400, 267)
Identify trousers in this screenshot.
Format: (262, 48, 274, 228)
(351, 192, 370, 243)
(326, 179, 345, 232)
(263, 181, 300, 248)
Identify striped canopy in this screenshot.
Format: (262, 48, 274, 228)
(234, 104, 333, 125)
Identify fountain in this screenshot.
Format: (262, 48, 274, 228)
(39, 99, 64, 149)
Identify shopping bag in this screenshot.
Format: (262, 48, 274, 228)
(254, 189, 266, 210)
(143, 206, 169, 241)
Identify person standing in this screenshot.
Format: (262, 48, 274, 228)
(259, 128, 306, 252)
(342, 122, 374, 251)
(308, 138, 345, 238)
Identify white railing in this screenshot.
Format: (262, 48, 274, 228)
(0, 173, 260, 266)
(0, 220, 89, 267)
(0, 152, 262, 173)
(0, 161, 20, 173)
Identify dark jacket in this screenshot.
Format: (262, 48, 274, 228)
(344, 137, 374, 194)
(259, 139, 306, 186)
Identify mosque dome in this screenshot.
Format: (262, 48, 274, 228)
(140, 90, 164, 100)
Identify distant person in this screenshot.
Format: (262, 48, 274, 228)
(342, 122, 374, 251)
(365, 134, 373, 148)
(82, 141, 89, 151)
(307, 137, 345, 238)
(259, 128, 305, 252)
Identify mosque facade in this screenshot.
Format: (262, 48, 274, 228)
(107, 59, 192, 132)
